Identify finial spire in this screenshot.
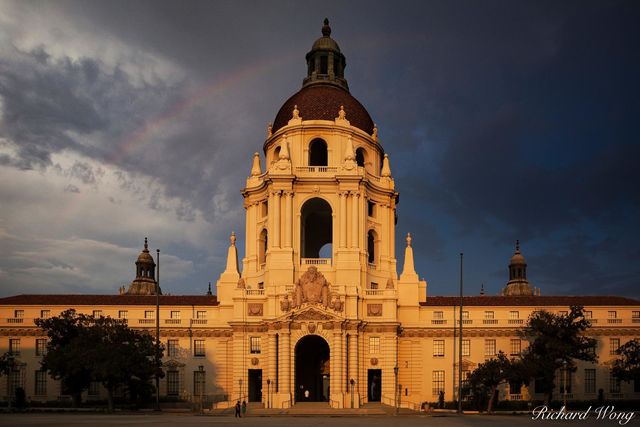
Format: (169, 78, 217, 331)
(381, 154, 392, 177)
(230, 231, 236, 246)
(515, 239, 520, 254)
(406, 232, 412, 247)
(144, 237, 148, 251)
(400, 231, 418, 281)
(480, 283, 485, 296)
(250, 152, 262, 176)
(322, 18, 331, 37)
(207, 282, 212, 296)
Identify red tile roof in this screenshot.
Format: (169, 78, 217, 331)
(0, 294, 219, 306)
(272, 84, 374, 135)
(420, 295, 640, 307)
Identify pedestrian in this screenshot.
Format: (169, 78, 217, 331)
(242, 400, 247, 416)
(234, 400, 241, 418)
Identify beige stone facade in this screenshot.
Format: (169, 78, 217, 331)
(1, 21, 639, 409)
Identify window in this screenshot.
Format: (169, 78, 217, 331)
(167, 370, 180, 396)
(93, 310, 103, 317)
(608, 311, 617, 319)
(9, 338, 20, 355)
(432, 370, 445, 396)
(35, 370, 47, 395)
(88, 381, 100, 396)
(559, 370, 572, 394)
(170, 311, 180, 319)
(559, 310, 568, 316)
(367, 230, 377, 264)
(8, 369, 23, 396)
(370, 282, 379, 290)
(584, 310, 593, 320)
(633, 311, 640, 319)
(194, 369, 205, 396)
(258, 282, 264, 290)
(369, 337, 380, 354)
(261, 201, 268, 217)
(367, 201, 375, 217)
(462, 311, 469, 320)
(168, 339, 179, 357)
(484, 311, 494, 320)
(510, 339, 521, 356)
(610, 338, 620, 356)
(587, 343, 597, 357)
(462, 339, 470, 357)
(509, 381, 522, 395)
(40, 310, 50, 319)
(144, 310, 155, 319)
(118, 310, 128, 319)
(433, 340, 445, 357)
(509, 311, 519, 320)
(609, 373, 621, 393)
(194, 339, 205, 357)
(196, 311, 206, 319)
(434, 311, 444, 320)
(484, 339, 496, 357)
(250, 337, 261, 354)
(308, 138, 328, 166)
(258, 229, 268, 265)
(585, 369, 596, 394)
(36, 338, 47, 356)
(14, 309, 24, 318)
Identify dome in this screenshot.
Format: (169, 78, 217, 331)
(135, 237, 155, 266)
(509, 240, 526, 265)
(311, 36, 341, 52)
(272, 84, 374, 135)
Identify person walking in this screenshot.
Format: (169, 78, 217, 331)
(241, 400, 247, 416)
(234, 400, 241, 418)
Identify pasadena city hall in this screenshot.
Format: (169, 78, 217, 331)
(1, 20, 639, 410)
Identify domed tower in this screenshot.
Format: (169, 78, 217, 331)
(215, 20, 426, 408)
(501, 240, 534, 296)
(126, 237, 160, 295)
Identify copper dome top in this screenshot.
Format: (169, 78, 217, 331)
(272, 84, 374, 135)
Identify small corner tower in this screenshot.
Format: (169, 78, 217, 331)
(126, 237, 160, 295)
(501, 240, 534, 296)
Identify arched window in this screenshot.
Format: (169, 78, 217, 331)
(368, 230, 377, 264)
(258, 229, 268, 266)
(309, 139, 328, 166)
(301, 198, 332, 258)
(273, 146, 281, 164)
(356, 147, 365, 167)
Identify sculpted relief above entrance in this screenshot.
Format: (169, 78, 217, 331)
(280, 266, 344, 313)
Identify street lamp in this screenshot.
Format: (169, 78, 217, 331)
(239, 379, 243, 401)
(155, 248, 161, 412)
(199, 365, 204, 414)
(393, 366, 399, 415)
(267, 379, 271, 409)
(563, 360, 568, 407)
(350, 378, 355, 408)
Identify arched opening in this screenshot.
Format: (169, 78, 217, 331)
(301, 198, 332, 258)
(356, 147, 365, 168)
(295, 335, 330, 402)
(367, 230, 377, 264)
(273, 146, 281, 164)
(309, 139, 328, 166)
(258, 229, 268, 266)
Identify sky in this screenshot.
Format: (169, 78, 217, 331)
(0, 0, 638, 298)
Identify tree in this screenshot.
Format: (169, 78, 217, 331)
(611, 339, 640, 385)
(520, 305, 596, 405)
(35, 309, 162, 410)
(467, 351, 528, 413)
(0, 351, 16, 376)
(35, 309, 94, 407)
(88, 316, 160, 411)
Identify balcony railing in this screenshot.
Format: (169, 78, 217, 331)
(6, 318, 23, 324)
(456, 319, 473, 325)
(509, 394, 523, 401)
(365, 290, 383, 296)
(368, 262, 376, 270)
(246, 289, 265, 296)
(138, 319, 155, 324)
(191, 319, 207, 325)
(483, 319, 498, 325)
(508, 319, 524, 325)
(608, 318, 622, 324)
(431, 319, 447, 325)
(301, 258, 331, 265)
(295, 166, 338, 173)
(165, 319, 181, 325)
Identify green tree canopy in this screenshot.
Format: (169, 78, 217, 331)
(520, 305, 596, 404)
(612, 339, 640, 384)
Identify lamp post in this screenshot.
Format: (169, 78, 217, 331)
(350, 378, 355, 408)
(155, 248, 161, 412)
(398, 383, 402, 412)
(199, 365, 204, 414)
(239, 379, 243, 401)
(267, 379, 271, 409)
(563, 360, 568, 407)
(393, 366, 399, 415)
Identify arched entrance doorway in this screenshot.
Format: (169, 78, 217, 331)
(295, 335, 330, 402)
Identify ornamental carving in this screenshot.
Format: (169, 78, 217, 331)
(280, 294, 292, 312)
(248, 303, 263, 316)
(371, 358, 378, 366)
(386, 278, 394, 289)
(307, 323, 317, 333)
(251, 357, 259, 366)
(294, 266, 330, 308)
(293, 308, 334, 321)
(367, 304, 383, 317)
(237, 278, 246, 289)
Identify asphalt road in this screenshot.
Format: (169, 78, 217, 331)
(0, 413, 636, 427)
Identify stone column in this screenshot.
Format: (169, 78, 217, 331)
(273, 191, 281, 248)
(281, 331, 291, 398)
(339, 192, 347, 248)
(284, 191, 293, 248)
(267, 192, 274, 249)
(332, 329, 343, 405)
(351, 192, 359, 248)
(268, 332, 277, 394)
